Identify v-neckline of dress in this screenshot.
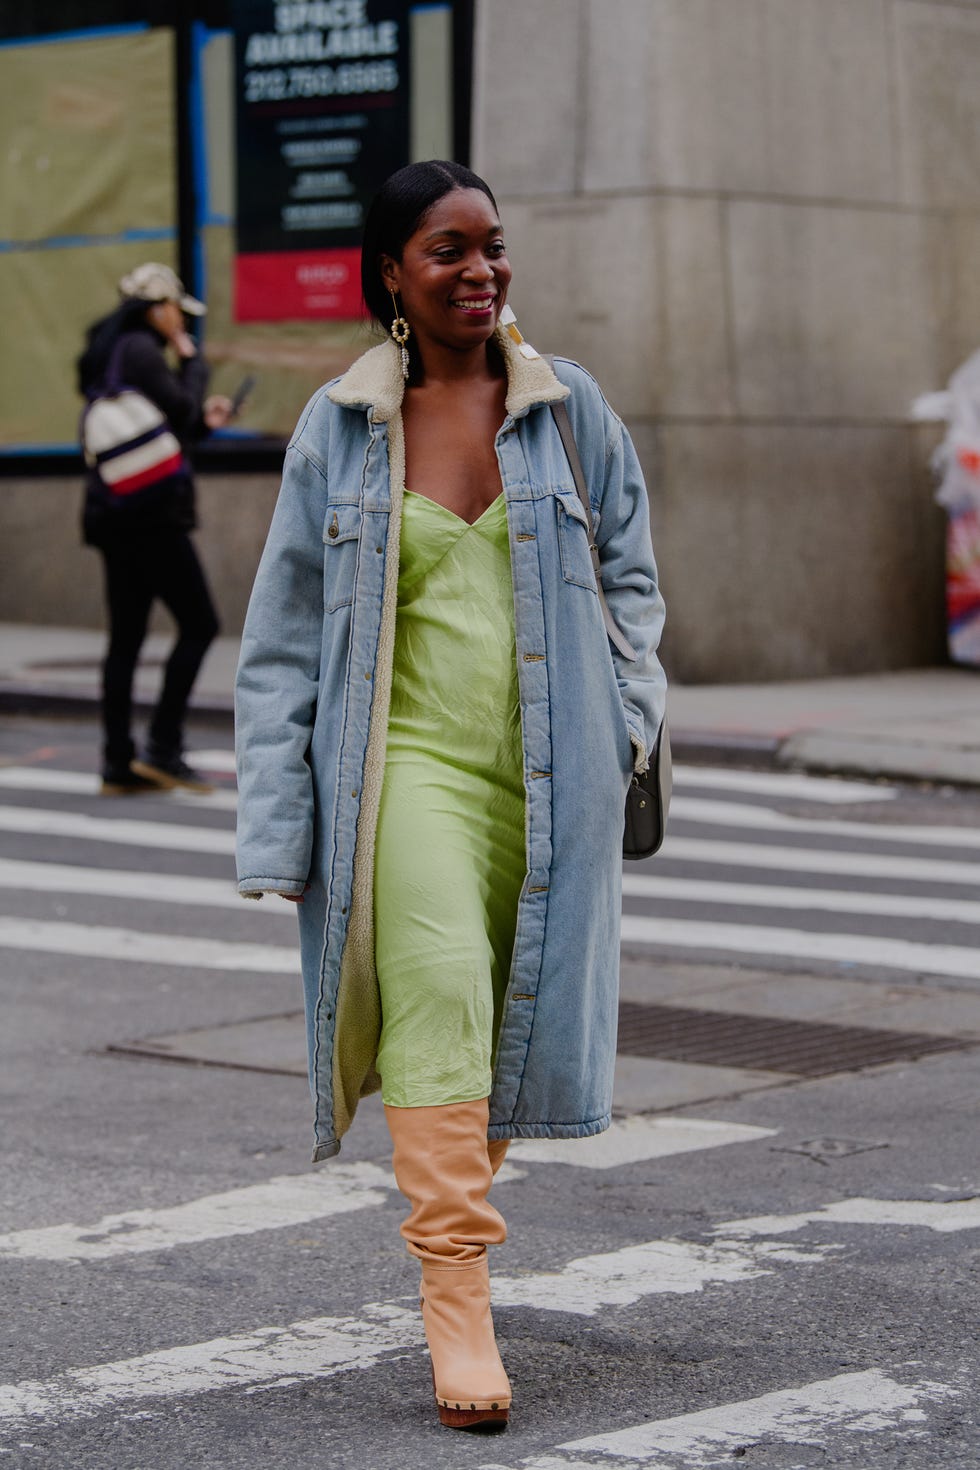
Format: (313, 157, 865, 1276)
(403, 489, 504, 529)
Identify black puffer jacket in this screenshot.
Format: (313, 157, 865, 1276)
(78, 308, 210, 546)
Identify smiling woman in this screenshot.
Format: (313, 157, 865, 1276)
(234, 160, 668, 1434)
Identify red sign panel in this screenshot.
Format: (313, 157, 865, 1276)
(235, 248, 364, 321)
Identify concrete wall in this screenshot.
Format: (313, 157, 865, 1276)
(472, 0, 978, 680)
(0, 474, 280, 636)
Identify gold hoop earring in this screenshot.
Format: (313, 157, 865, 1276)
(388, 290, 410, 380)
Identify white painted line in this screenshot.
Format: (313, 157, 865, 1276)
(19, 855, 974, 931)
(0, 1163, 394, 1264)
(661, 836, 980, 886)
(0, 767, 237, 811)
(509, 1116, 776, 1170)
(0, 768, 110, 795)
(0, 1304, 423, 1428)
(620, 914, 980, 982)
(0, 1241, 822, 1431)
(0, 858, 281, 915)
(0, 917, 296, 973)
(0, 805, 234, 854)
(190, 749, 238, 773)
(672, 765, 896, 804)
(1, 1198, 972, 1432)
(673, 795, 980, 851)
(491, 1237, 823, 1316)
(0, 1119, 776, 1265)
(622, 872, 980, 925)
(8, 856, 976, 936)
(719, 1195, 980, 1238)
(490, 1369, 957, 1469)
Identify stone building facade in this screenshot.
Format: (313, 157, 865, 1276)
(470, 0, 980, 680)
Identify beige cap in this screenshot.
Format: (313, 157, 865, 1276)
(118, 262, 206, 316)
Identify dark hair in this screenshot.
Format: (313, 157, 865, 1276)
(76, 297, 150, 394)
(360, 160, 498, 330)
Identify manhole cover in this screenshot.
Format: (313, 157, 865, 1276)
(110, 1003, 970, 1087)
(616, 1001, 968, 1077)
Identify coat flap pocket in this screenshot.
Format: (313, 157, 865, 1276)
(323, 504, 361, 546)
(553, 489, 591, 528)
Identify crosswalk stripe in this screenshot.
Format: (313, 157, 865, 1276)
(0, 1121, 776, 1264)
(622, 872, 980, 925)
(0, 760, 897, 810)
(483, 1370, 958, 1469)
(199, 753, 899, 804)
(620, 914, 980, 981)
(0, 804, 234, 854)
(1, 882, 971, 978)
(718, 1196, 980, 1238)
(1, 761, 898, 812)
(0, 1164, 393, 1264)
(673, 765, 896, 803)
(0, 767, 237, 811)
(672, 795, 980, 851)
(509, 1117, 776, 1170)
(491, 1235, 824, 1315)
(4, 857, 974, 932)
(661, 836, 980, 885)
(1, 816, 972, 883)
(0, 1246, 776, 1429)
(0, 917, 296, 972)
(1, 1197, 973, 1431)
(190, 750, 238, 773)
(0, 1306, 424, 1427)
(0, 858, 276, 914)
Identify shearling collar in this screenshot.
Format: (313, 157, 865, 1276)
(326, 325, 570, 423)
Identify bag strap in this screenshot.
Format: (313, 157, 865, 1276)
(89, 336, 131, 401)
(545, 372, 637, 660)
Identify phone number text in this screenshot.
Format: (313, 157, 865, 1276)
(244, 60, 398, 102)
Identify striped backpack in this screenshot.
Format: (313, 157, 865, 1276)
(81, 340, 185, 507)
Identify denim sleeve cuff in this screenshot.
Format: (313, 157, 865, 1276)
(237, 876, 307, 899)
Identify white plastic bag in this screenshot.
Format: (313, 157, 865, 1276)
(912, 348, 980, 513)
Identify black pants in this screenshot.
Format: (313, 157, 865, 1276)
(99, 531, 220, 771)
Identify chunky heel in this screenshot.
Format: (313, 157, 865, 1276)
(437, 1402, 509, 1431)
(431, 1364, 509, 1431)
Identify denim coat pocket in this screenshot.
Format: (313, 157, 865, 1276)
(322, 502, 362, 612)
(554, 490, 598, 594)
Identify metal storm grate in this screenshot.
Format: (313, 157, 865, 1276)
(616, 1001, 968, 1078)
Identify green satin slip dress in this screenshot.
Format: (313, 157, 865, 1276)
(373, 490, 527, 1108)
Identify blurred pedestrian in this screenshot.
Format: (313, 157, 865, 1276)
(235, 162, 667, 1431)
(77, 263, 233, 794)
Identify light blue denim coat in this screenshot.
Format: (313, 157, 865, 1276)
(235, 330, 666, 1160)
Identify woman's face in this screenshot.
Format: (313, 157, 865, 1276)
(146, 299, 184, 339)
(380, 188, 511, 358)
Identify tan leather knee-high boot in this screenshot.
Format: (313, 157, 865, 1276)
(487, 1138, 510, 1176)
(385, 1100, 511, 1431)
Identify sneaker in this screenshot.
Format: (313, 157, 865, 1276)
(100, 765, 164, 796)
(131, 754, 214, 794)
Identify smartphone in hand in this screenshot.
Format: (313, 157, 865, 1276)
(230, 375, 256, 417)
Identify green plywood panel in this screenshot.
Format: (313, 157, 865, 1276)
(0, 29, 176, 243)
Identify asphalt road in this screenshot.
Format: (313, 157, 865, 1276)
(1, 712, 978, 1470)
